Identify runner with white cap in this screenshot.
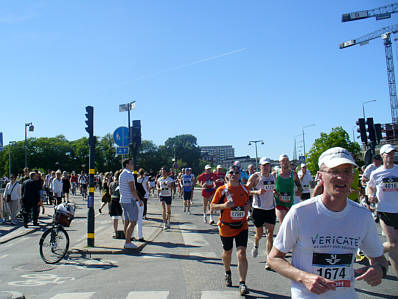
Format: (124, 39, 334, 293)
(197, 165, 217, 223)
(367, 143, 398, 277)
(272, 154, 302, 223)
(298, 163, 313, 201)
(268, 147, 388, 298)
(246, 157, 276, 269)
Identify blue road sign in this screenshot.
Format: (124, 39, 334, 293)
(116, 147, 129, 155)
(0, 132, 3, 151)
(299, 155, 306, 163)
(113, 127, 129, 147)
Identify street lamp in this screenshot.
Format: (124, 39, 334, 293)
(119, 101, 136, 163)
(24, 122, 34, 168)
(8, 141, 16, 178)
(302, 124, 315, 156)
(248, 140, 264, 170)
(362, 99, 376, 120)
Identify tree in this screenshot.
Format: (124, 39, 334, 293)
(306, 127, 362, 175)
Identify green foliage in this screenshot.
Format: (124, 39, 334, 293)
(306, 127, 362, 175)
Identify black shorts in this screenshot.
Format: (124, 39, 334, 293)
(252, 208, 276, 227)
(183, 191, 192, 201)
(160, 196, 172, 205)
(220, 230, 248, 251)
(301, 193, 311, 200)
(378, 212, 398, 229)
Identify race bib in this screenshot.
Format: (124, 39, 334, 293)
(206, 179, 213, 186)
(263, 182, 275, 191)
(230, 206, 245, 220)
(312, 253, 352, 288)
(183, 180, 191, 187)
(280, 192, 291, 203)
(382, 178, 398, 191)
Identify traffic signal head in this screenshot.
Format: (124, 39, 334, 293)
(85, 106, 94, 136)
(374, 123, 382, 144)
(366, 118, 376, 143)
(356, 118, 367, 145)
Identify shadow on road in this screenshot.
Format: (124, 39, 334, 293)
(355, 287, 398, 298)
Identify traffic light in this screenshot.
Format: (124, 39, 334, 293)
(356, 118, 367, 144)
(85, 106, 93, 136)
(374, 123, 382, 144)
(366, 117, 376, 143)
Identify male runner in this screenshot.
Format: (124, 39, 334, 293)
(273, 154, 302, 223)
(181, 168, 195, 214)
(211, 165, 251, 296)
(157, 167, 175, 229)
(197, 165, 217, 224)
(246, 157, 276, 270)
(298, 163, 313, 201)
(268, 147, 388, 298)
(367, 144, 398, 277)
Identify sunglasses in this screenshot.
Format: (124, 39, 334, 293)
(229, 171, 240, 175)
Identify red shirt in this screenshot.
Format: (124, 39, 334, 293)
(198, 172, 217, 189)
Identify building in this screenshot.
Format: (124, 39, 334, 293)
(200, 145, 235, 165)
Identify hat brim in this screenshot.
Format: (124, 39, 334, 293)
(323, 158, 357, 169)
(381, 148, 395, 154)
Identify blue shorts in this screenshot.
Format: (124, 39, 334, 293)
(121, 202, 138, 222)
(160, 196, 172, 205)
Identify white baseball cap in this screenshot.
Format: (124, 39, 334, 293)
(380, 144, 395, 155)
(279, 154, 289, 161)
(217, 165, 222, 169)
(259, 157, 271, 165)
(205, 165, 212, 169)
(318, 147, 357, 168)
(301, 163, 306, 167)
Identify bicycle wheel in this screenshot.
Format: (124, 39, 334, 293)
(39, 226, 69, 264)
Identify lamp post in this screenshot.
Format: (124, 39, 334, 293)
(362, 99, 376, 120)
(248, 140, 264, 171)
(119, 101, 136, 163)
(24, 122, 34, 168)
(8, 141, 16, 178)
(302, 124, 315, 156)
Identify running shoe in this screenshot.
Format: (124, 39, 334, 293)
(187, 210, 191, 215)
(183, 207, 186, 213)
(209, 219, 215, 225)
(225, 273, 232, 287)
(163, 223, 167, 230)
(124, 242, 137, 249)
(239, 283, 249, 296)
(264, 262, 271, 270)
(166, 220, 171, 229)
(251, 246, 258, 258)
(203, 215, 207, 223)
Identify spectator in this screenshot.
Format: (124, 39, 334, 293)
(22, 172, 42, 227)
(2, 174, 22, 224)
(109, 170, 123, 238)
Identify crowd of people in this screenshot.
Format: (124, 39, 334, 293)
(1, 144, 397, 297)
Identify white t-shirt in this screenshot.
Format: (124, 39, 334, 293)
(363, 164, 379, 179)
(119, 169, 137, 204)
(274, 195, 383, 299)
(157, 176, 174, 197)
(368, 164, 398, 213)
(298, 171, 313, 194)
(252, 172, 275, 210)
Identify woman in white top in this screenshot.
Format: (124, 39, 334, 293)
(2, 174, 22, 224)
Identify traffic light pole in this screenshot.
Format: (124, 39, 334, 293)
(85, 106, 95, 247)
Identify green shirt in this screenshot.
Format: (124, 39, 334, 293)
(275, 170, 294, 208)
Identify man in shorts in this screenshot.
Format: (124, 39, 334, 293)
(268, 147, 388, 298)
(157, 167, 175, 229)
(181, 168, 195, 214)
(368, 144, 398, 277)
(119, 159, 143, 249)
(298, 163, 313, 201)
(246, 157, 276, 270)
(211, 165, 251, 296)
(272, 154, 302, 223)
(198, 165, 217, 224)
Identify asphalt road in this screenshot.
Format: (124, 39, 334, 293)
(0, 190, 397, 299)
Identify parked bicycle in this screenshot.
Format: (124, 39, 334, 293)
(39, 203, 75, 264)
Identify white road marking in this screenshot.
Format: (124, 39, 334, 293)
(0, 254, 9, 260)
(126, 291, 169, 299)
(189, 251, 218, 259)
(50, 292, 95, 299)
(179, 223, 208, 247)
(201, 291, 241, 298)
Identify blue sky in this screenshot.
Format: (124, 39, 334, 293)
(0, 1, 396, 161)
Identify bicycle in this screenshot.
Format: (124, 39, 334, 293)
(39, 203, 74, 264)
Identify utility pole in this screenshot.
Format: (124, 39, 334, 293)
(8, 141, 16, 178)
(248, 140, 264, 171)
(85, 106, 95, 247)
(24, 122, 34, 168)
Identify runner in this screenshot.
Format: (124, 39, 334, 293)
(210, 164, 251, 296)
(79, 171, 88, 199)
(157, 167, 175, 229)
(268, 147, 388, 298)
(169, 168, 176, 199)
(272, 154, 302, 223)
(148, 169, 156, 197)
(177, 169, 184, 199)
(246, 157, 276, 270)
(214, 165, 226, 189)
(197, 165, 217, 224)
(181, 168, 195, 214)
(298, 163, 313, 201)
(367, 144, 398, 278)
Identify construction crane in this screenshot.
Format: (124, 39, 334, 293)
(342, 3, 398, 22)
(340, 24, 398, 124)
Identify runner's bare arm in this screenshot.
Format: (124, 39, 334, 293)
(293, 172, 303, 193)
(367, 185, 378, 203)
(211, 200, 234, 211)
(268, 247, 336, 295)
(246, 174, 264, 196)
